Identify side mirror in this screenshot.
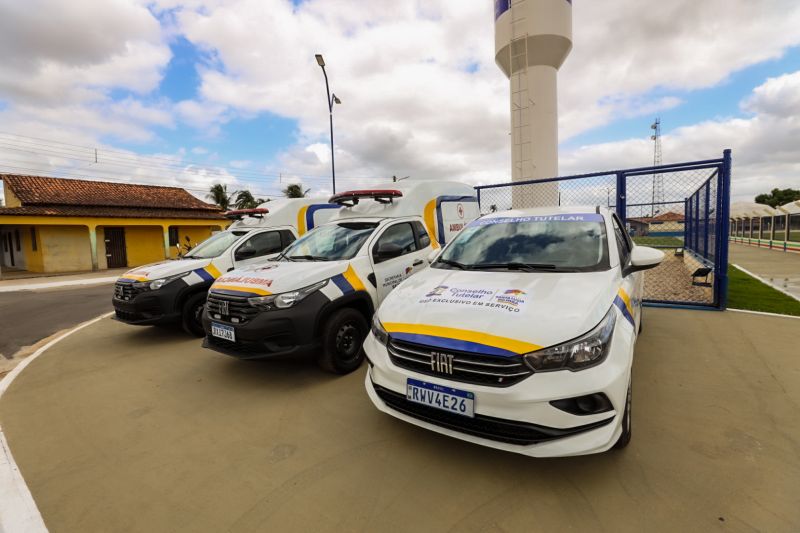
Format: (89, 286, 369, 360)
(235, 248, 257, 261)
(427, 248, 442, 264)
(623, 246, 664, 276)
(375, 242, 403, 262)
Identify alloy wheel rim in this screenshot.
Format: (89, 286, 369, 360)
(335, 322, 359, 359)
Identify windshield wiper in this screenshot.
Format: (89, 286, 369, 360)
(288, 255, 327, 262)
(472, 262, 559, 272)
(437, 258, 469, 270)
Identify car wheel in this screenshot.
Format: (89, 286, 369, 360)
(181, 292, 207, 337)
(317, 308, 367, 374)
(613, 377, 632, 450)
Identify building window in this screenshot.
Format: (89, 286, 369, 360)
(14, 229, 21, 251)
(773, 215, 787, 242)
(790, 214, 800, 243)
(168, 227, 180, 247)
(30, 227, 37, 251)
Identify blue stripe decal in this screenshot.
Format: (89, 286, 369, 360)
(390, 332, 518, 358)
(306, 204, 341, 231)
(435, 195, 478, 245)
(331, 274, 353, 294)
(210, 288, 263, 298)
(194, 268, 214, 282)
(614, 296, 635, 326)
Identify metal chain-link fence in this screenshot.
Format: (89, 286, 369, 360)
(475, 151, 732, 309)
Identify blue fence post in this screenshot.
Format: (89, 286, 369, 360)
(476, 187, 482, 211)
(615, 172, 626, 222)
(684, 198, 689, 247)
(716, 150, 732, 310)
(703, 180, 711, 259)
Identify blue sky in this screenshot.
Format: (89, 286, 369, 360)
(0, 0, 798, 202)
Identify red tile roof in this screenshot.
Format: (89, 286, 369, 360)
(1, 174, 219, 212)
(626, 211, 685, 224)
(0, 205, 226, 220)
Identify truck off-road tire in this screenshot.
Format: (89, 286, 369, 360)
(613, 378, 632, 450)
(317, 308, 367, 374)
(181, 292, 207, 337)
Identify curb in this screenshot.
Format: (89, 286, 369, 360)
(731, 263, 800, 303)
(0, 312, 113, 533)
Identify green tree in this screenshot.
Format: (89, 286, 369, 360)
(282, 183, 310, 198)
(755, 188, 800, 208)
(234, 190, 267, 209)
(207, 183, 233, 210)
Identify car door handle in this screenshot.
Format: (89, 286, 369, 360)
(412, 260, 424, 266)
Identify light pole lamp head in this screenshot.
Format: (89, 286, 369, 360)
(332, 94, 341, 105)
(315, 54, 325, 67)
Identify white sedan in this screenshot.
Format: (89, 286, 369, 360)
(364, 206, 664, 457)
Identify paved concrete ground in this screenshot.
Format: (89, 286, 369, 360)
(0, 309, 798, 533)
(0, 285, 114, 360)
(730, 243, 800, 299)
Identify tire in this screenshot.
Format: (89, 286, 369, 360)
(181, 292, 207, 337)
(316, 308, 368, 374)
(613, 377, 632, 450)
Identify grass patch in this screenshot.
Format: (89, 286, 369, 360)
(727, 265, 800, 316)
(633, 236, 683, 247)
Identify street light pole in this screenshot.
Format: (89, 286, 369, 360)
(315, 54, 340, 194)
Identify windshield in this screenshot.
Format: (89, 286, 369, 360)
(280, 222, 378, 261)
(184, 230, 250, 259)
(435, 214, 610, 272)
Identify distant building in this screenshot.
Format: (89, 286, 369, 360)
(626, 211, 685, 237)
(0, 174, 228, 275)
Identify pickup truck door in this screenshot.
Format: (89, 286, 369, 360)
(232, 229, 295, 269)
(370, 221, 430, 304)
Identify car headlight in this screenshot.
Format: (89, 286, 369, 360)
(371, 315, 389, 346)
(524, 306, 616, 372)
(248, 279, 328, 310)
(146, 273, 187, 291)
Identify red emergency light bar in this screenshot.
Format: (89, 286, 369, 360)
(224, 207, 270, 220)
(329, 189, 403, 206)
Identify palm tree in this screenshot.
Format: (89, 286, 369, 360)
(234, 190, 267, 209)
(283, 183, 310, 198)
(207, 184, 233, 210)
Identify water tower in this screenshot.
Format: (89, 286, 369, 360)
(495, 0, 572, 207)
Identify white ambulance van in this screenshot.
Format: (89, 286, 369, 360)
(201, 181, 479, 374)
(365, 206, 665, 457)
(112, 198, 341, 336)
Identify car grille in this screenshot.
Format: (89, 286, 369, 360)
(387, 338, 533, 387)
(114, 281, 146, 301)
(372, 383, 614, 446)
(206, 292, 259, 324)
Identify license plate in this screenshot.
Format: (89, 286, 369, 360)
(406, 378, 474, 418)
(211, 322, 235, 342)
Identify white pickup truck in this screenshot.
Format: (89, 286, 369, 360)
(201, 181, 480, 374)
(112, 198, 340, 335)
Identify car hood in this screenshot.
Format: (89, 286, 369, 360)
(119, 258, 213, 282)
(377, 267, 620, 354)
(210, 260, 351, 296)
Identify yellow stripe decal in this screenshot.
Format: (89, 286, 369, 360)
(122, 275, 149, 282)
(617, 287, 633, 317)
(423, 199, 440, 249)
(383, 323, 541, 355)
(205, 263, 221, 279)
(211, 284, 273, 296)
(343, 265, 366, 292)
(297, 206, 309, 236)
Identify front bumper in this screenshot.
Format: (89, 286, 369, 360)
(364, 324, 633, 458)
(201, 291, 327, 360)
(112, 281, 185, 325)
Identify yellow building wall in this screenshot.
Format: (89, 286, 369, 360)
(40, 226, 92, 273)
(3, 187, 22, 207)
(21, 226, 45, 272)
(124, 226, 166, 267)
(168, 226, 219, 258)
(96, 227, 108, 270)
